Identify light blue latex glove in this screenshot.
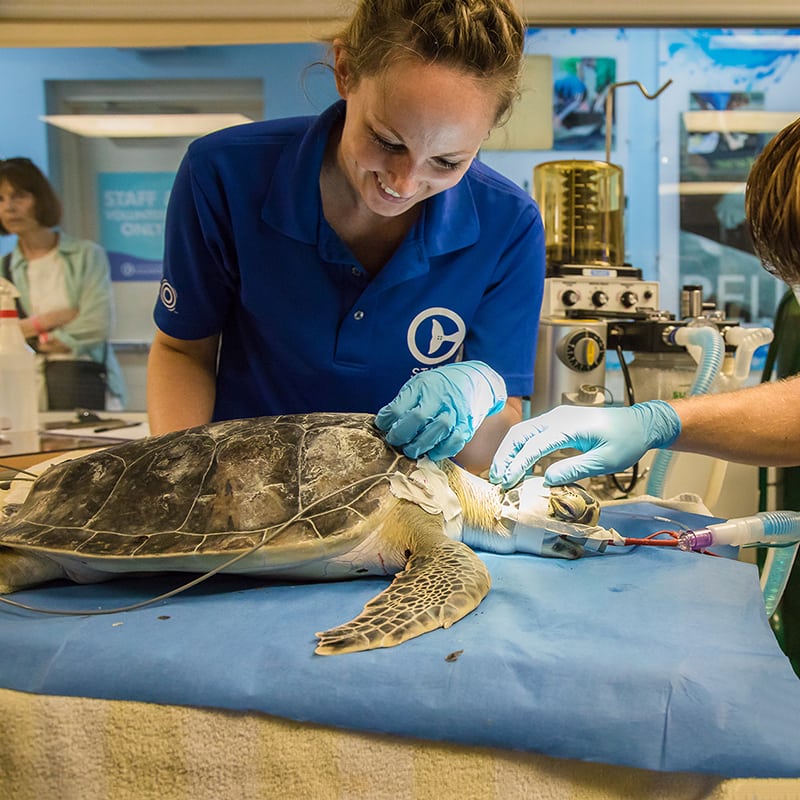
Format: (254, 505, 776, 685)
(375, 361, 507, 461)
(489, 400, 681, 488)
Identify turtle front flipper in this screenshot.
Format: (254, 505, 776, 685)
(315, 505, 491, 655)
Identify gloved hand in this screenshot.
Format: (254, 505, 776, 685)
(375, 361, 507, 461)
(489, 400, 681, 488)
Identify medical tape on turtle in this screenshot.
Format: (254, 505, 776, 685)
(388, 457, 463, 539)
(509, 477, 623, 554)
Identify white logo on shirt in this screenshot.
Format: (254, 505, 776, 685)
(159, 279, 178, 312)
(407, 307, 466, 365)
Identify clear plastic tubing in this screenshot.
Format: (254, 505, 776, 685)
(678, 510, 800, 550)
(678, 511, 800, 617)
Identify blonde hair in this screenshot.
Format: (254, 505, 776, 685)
(746, 115, 800, 285)
(331, 0, 525, 125)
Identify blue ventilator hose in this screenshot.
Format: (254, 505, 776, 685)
(762, 546, 800, 618)
(646, 324, 724, 497)
(678, 511, 800, 616)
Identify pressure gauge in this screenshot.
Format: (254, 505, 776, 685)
(556, 328, 606, 372)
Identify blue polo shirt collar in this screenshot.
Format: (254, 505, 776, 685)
(260, 100, 480, 262)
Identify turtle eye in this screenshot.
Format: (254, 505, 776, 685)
(547, 494, 578, 522)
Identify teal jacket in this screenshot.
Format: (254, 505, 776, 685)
(7, 232, 128, 406)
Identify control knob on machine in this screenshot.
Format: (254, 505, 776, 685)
(591, 290, 609, 307)
(620, 290, 638, 308)
(556, 328, 606, 372)
(561, 289, 580, 307)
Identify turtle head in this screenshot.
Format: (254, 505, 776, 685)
(493, 478, 596, 559)
(547, 483, 601, 527)
(495, 478, 601, 528)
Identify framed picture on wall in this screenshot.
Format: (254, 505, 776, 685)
(552, 56, 616, 151)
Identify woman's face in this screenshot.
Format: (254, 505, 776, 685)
(0, 179, 40, 236)
(333, 52, 498, 218)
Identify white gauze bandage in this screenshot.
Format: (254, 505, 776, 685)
(388, 457, 463, 540)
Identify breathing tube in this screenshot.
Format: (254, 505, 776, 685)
(677, 511, 800, 617)
(645, 324, 724, 498)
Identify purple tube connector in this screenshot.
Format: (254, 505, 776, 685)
(677, 529, 714, 551)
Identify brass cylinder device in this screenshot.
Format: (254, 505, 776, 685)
(533, 160, 625, 268)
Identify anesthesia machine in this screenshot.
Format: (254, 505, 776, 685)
(529, 79, 772, 421)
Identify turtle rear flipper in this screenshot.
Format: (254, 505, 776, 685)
(315, 509, 490, 655)
(0, 546, 68, 593)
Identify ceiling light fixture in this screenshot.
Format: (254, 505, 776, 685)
(40, 113, 253, 138)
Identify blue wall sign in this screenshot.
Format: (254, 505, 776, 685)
(98, 172, 175, 281)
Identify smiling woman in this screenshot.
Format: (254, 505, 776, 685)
(321, 57, 499, 269)
(145, 0, 545, 479)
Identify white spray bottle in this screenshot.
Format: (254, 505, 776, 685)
(0, 276, 39, 445)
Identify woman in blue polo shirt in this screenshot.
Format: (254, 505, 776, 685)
(148, 0, 545, 475)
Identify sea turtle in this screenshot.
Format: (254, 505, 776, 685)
(0, 412, 600, 655)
